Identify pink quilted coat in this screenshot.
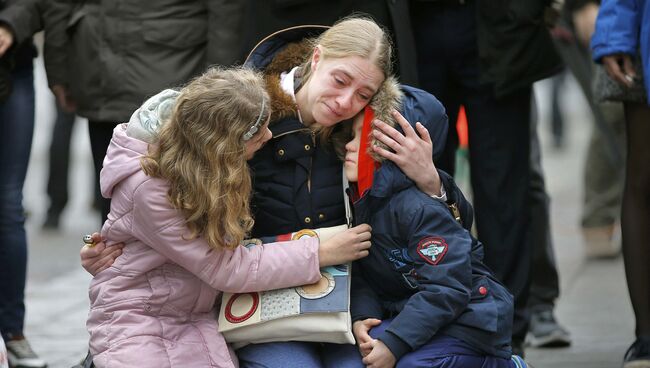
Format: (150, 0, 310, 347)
(87, 124, 321, 368)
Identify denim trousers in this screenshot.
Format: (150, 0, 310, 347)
(367, 319, 521, 368)
(237, 341, 363, 368)
(0, 65, 35, 339)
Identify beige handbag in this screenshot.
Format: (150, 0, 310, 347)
(218, 170, 356, 345)
(217, 224, 354, 345)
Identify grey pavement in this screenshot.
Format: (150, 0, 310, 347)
(17, 53, 634, 367)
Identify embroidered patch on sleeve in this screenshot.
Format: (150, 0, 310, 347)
(416, 237, 448, 265)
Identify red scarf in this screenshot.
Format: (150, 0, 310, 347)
(357, 106, 379, 197)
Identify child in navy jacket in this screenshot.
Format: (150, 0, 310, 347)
(339, 84, 527, 368)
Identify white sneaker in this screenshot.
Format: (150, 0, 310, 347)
(5, 336, 47, 368)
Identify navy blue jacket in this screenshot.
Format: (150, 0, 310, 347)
(350, 92, 514, 361)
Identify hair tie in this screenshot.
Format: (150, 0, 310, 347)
(243, 96, 266, 141)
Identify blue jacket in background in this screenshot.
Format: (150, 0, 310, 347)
(591, 0, 650, 104)
(350, 89, 514, 361)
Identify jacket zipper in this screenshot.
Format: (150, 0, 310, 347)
(448, 203, 462, 224)
(272, 127, 310, 139)
(307, 130, 316, 192)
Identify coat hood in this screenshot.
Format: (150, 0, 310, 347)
(101, 89, 179, 198)
(368, 86, 448, 199)
(100, 124, 149, 199)
(245, 26, 327, 124)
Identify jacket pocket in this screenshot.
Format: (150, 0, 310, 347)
(142, 18, 207, 49)
(145, 269, 171, 315)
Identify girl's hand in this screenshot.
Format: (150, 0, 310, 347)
(602, 54, 636, 88)
(318, 224, 371, 267)
(362, 340, 396, 368)
(353, 318, 382, 357)
(80, 232, 124, 275)
(371, 110, 442, 196)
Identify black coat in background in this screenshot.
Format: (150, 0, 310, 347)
(217, 0, 418, 85)
(476, 0, 563, 99)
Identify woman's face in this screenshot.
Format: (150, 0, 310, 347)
(299, 47, 384, 127)
(343, 114, 364, 183)
(244, 118, 272, 160)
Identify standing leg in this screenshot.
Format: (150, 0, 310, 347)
(0, 66, 46, 368)
(526, 100, 571, 348)
(620, 102, 650, 367)
(43, 103, 76, 229)
(581, 101, 625, 258)
(464, 86, 533, 356)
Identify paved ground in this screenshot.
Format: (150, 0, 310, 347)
(16, 53, 634, 368)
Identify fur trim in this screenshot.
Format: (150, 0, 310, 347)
(263, 40, 313, 123)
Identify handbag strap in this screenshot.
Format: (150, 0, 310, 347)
(342, 168, 353, 229)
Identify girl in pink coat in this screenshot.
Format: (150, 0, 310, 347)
(86, 67, 371, 368)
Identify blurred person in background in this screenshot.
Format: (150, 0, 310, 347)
(409, 0, 564, 356)
(592, 0, 650, 366)
(0, 0, 59, 366)
(559, 0, 625, 259)
(45, 0, 241, 224)
(218, 0, 418, 85)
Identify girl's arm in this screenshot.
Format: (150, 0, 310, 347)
(131, 178, 322, 293)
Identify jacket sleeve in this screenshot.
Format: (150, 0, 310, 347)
(350, 261, 384, 323)
(41, 0, 71, 87)
(0, 0, 42, 45)
(377, 201, 473, 360)
(591, 0, 641, 61)
(206, 0, 246, 66)
(130, 178, 322, 293)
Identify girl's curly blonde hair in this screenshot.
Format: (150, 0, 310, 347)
(141, 67, 270, 250)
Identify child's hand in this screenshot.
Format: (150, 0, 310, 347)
(362, 340, 396, 368)
(318, 224, 372, 266)
(80, 233, 124, 275)
(353, 318, 381, 356)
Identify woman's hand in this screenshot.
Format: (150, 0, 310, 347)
(371, 110, 442, 196)
(80, 232, 124, 276)
(602, 53, 636, 88)
(318, 224, 371, 267)
(353, 318, 382, 357)
(0, 25, 14, 57)
(362, 339, 396, 368)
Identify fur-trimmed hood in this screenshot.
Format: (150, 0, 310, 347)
(245, 25, 326, 123)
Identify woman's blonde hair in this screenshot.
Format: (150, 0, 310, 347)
(300, 16, 393, 83)
(141, 67, 270, 250)
(298, 16, 394, 139)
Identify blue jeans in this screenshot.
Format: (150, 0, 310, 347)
(237, 341, 363, 368)
(369, 320, 521, 368)
(0, 66, 35, 339)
